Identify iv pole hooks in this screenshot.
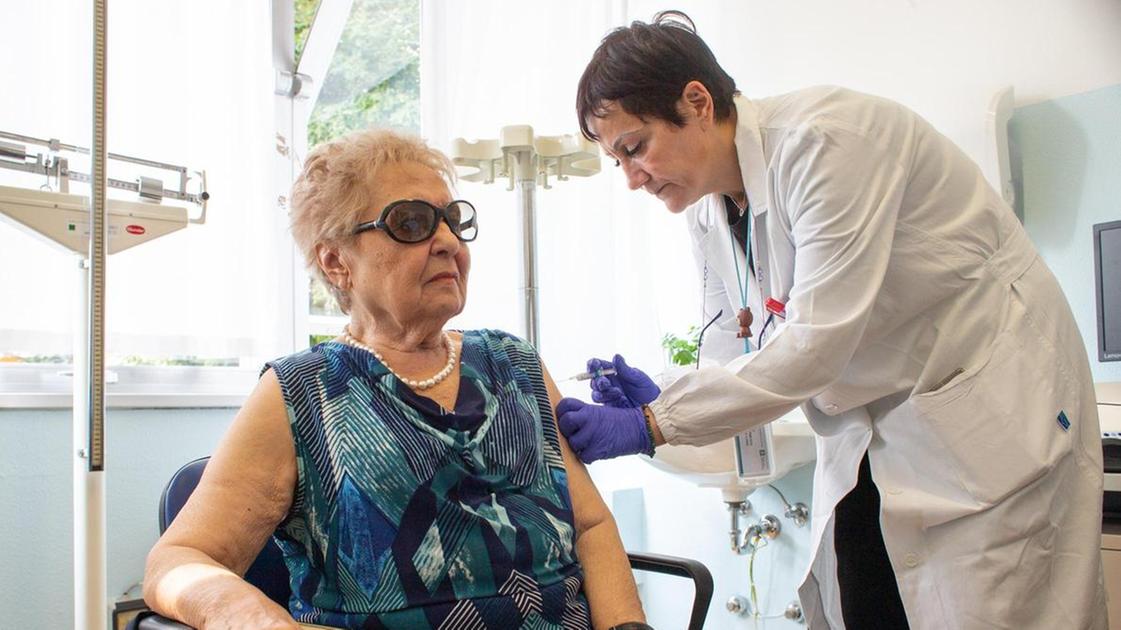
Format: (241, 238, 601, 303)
(450, 126, 600, 349)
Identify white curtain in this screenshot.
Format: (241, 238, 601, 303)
(420, 0, 701, 387)
(0, 0, 282, 364)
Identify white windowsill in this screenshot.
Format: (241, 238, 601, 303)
(0, 364, 257, 410)
(0, 392, 247, 409)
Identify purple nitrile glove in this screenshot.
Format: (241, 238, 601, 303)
(587, 354, 661, 408)
(556, 397, 651, 464)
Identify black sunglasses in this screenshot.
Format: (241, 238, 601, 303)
(353, 199, 478, 244)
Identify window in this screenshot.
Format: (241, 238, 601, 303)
(296, 0, 421, 345)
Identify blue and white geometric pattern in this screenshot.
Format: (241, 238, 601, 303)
(267, 329, 590, 629)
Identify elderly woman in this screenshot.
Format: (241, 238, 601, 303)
(143, 129, 646, 629)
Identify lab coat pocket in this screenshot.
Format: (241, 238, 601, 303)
(912, 302, 1073, 507)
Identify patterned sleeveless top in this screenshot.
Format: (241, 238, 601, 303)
(266, 329, 590, 629)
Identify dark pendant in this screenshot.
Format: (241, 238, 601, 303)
(736, 307, 753, 338)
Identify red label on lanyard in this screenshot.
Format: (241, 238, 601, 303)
(765, 298, 786, 317)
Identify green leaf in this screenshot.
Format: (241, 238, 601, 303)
(662, 328, 699, 366)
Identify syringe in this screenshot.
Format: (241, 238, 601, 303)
(568, 367, 617, 381)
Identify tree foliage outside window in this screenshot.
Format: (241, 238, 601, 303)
(296, 0, 420, 148)
(294, 0, 320, 62)
(296, 0, 420, 335)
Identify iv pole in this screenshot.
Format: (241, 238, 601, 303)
(450, 126, 600, 348)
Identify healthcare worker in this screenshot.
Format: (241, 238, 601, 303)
(555, 10, 1107, 630)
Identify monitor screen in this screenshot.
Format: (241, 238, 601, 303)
(1095, 220, 1121, 362)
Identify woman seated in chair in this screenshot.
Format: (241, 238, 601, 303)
(143, 129, 646, 629)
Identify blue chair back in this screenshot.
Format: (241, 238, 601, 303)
(158, 456, 291, 607)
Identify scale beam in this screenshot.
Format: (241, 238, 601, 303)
(0, 130, 209, 214)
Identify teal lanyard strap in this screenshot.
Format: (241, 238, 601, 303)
(729, 210, 752, 354)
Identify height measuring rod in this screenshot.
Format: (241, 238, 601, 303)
(76, 0, 109, 627)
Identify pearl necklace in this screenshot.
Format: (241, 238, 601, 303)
(343, 326, 457, 390)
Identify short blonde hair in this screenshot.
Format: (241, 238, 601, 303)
(289, 128, 457, 313)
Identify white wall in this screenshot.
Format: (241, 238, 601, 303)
(1013, 85, 1121, 383)
(645, 0, 1121, 170)
(0, 409, 233, 629)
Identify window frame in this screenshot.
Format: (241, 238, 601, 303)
(288, 0, 356, 350)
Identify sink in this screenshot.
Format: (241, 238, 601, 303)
(644, 407, 817, 502)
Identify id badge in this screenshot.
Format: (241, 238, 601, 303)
(734, 423, 774, 479)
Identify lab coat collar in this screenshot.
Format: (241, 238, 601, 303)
(732, 94, 768, 218)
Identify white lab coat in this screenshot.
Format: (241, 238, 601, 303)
(647, 87, 1107, 629)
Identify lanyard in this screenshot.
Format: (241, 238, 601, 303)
(729, 209, 752, 355)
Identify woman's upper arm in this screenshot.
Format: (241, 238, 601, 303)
(155, 368, 297, 575)
(539, 364, 611, 535)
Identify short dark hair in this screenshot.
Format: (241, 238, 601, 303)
(576, 10, 738, 142)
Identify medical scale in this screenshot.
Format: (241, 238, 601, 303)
(0, 8, 208, 625)
(0, 142, 207, 630)
(0, 143, 207, 630)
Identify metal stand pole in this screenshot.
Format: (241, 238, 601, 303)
(517, 178, 539, 348)
(74, 259, 107, 630)
(512, 150, 540, 348)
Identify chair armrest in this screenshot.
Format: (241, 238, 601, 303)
(134, 612, 194, 630)
(626, 551, 714, 630)
(135, 554, 714, 630)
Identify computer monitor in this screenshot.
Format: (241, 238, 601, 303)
(1094, 220, 1121, 362)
